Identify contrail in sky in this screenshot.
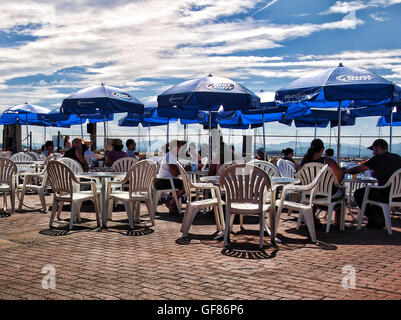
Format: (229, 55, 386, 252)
(251, 0, 279, 17)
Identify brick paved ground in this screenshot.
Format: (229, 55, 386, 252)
(0, 193, 400, 300)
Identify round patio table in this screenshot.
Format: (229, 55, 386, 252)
(343, 175, 377, 222)
(75, 171, 126, 227)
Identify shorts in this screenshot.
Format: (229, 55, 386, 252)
(154, 178, 183, 190)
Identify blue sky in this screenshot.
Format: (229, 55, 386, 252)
(0, 0, 401, 150)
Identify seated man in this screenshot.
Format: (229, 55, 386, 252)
(154, 140, 186, 214)
(346, 139, 401, 228)
(63, 138, 89, 172)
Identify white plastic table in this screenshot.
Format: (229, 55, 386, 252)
(343, 176, 377, 222)
(76, 171, 126, 227)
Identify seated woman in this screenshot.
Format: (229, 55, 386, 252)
(106, 139, 127, 167)
(64, 138, 89, 172)
(255, 148, 265, 160)
(297, 139, 346, 227)
(154, 140, 186, 214)
(43, 140, 54, 157)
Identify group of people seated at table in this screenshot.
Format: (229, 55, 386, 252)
(153, 137, 401, 230)
(40, 137, 139, 172)
(37, 132, 401, 230)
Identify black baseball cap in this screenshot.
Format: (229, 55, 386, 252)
(367, 139, 388, 150)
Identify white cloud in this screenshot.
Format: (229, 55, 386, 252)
(0, 0, 396, 114)
(370, 12, 390, 21)
(321, 0, 401, 15)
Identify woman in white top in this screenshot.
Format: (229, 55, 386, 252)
(154, 140, 186, 214)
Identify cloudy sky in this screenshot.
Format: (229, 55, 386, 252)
(1, 0, 401, 151)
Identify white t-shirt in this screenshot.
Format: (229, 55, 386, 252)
(157, 152, 178, 179)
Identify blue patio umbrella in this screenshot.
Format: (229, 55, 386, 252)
(275, 64, 395, 160)
(1, 103, 51, 150)
(241, 101, 287, 159)
(61, 83, 144, 148)
(157, 74, 260, 163)
(119, 106, 177, 150)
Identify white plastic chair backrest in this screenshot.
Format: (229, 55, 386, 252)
(305, 165, 330, 206)
(388, 168, 401, 205)
(111, 157, 138, 172)
(46, 153, 63, 161)
(219, 164, 271, 210)
(10, 152, 35, 162)
(0, 151, 12, 159)
(58, 157, 83, 174)
(27, 152, 43, 160)
(277, 159, 296, 178)
(177, 163, 194, 200)
(296, 162, 324, 186)
(125, 159, 157, 197)
(0, 158, 17, 186)
(314, 166, 339, 199)
(45, 161, 76, 199)
(216, 162, 235, 176)
(36, 153, 46, 160)
(247, 160, 280, 177)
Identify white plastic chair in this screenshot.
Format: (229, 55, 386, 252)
(357, 168, 401, 234)
(110, 157, 138, 172)
(177, 163, 225, 237)
(46, 153, 63, 161)
(216, 162, 235, 176)
(247, 160, 280, 177)
(152, 155, 182, 215)
(309, 167, 346, 233)
(220, 164, 273, 249)
(18, 168, 48, 213)
(296, 162, 325, 202)
(107, 160, 157, 228)
(10, 152, 35, 162)
(275, 165, 329, 243)
(58, 157, 83, 174)
(0, 158, 18, 214)
(46, 161, 101, 230)
(277, 159, 296, 178)
(0, 151, 12, 159)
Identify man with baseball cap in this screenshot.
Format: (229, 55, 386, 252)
(345, 139, 401, 228)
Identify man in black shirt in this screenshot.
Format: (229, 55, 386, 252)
(346, 139, 401, 228)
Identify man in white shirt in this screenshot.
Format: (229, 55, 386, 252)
(154, 140, 186, 214)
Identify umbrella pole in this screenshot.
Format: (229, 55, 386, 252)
(148, 125, 151, 150)
(26, 114, 29, 151)
(337, 101, 342, 163)
(314, 123, 317, 140)
(209, 109, 212, 166)
(329, 127, 332, 149)
(390, 106, 393, 152)
(166, 119, 169, 149)
(80, 117, 84, 138)
(262, 113, 266, 161)
(103, 113, 107, 151)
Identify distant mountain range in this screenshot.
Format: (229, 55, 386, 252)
(3, 139, 400, 158)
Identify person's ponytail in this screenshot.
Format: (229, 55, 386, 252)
(297, 139, 324, 171)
